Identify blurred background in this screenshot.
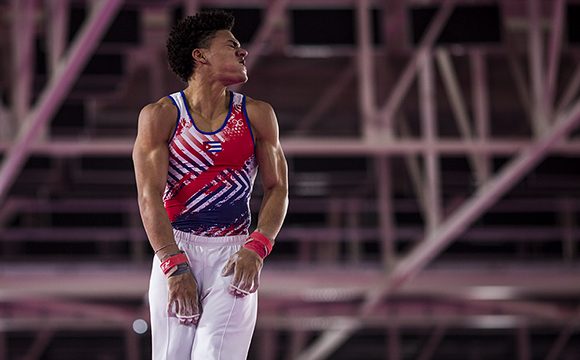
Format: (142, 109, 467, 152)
(1, 0, 580, 359)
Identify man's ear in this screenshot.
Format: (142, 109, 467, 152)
(192, 49, 207, 64)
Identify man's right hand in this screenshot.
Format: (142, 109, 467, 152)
(167, 271, 201, 326)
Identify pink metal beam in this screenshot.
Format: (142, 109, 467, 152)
(356, 0, 376, 139)
(398, 120, 428, 219)
(295, 96, 580, 360)
(0, 0, 123, 204)
(46, 0, 69, 75)
(258, 299, 577, 330)
(471, 50, 491, 183)
(420, 54, 441, 232)
(528, 0, 548, 134)
(6, 138, 580, 156)
(377, 0, 455, 135)
(375, 157, 396, 268)
(556, 63, 580, 114)
(546, 0, 565, 114)
(20, 299, 135, 321)
(11, 0, 36, 126)
(383, 0, 407, 55)
(436, 49, 487, 184)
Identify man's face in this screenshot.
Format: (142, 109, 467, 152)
(200, 30, 248, 85)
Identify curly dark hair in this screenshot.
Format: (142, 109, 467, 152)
(167, 10, 235, 83)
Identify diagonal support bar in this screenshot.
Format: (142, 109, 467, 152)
(0, 0, 123, 204)
(471, 50, 492, 184)
(356, 0, 376, 139)
(556, 62, 580, 114)
(416, 326, 446, 360)
(11, 0, 36, 129)
(436, 49, 487, 184)
(232, 0, 289, 91)
(293, 61, 355, 134)
(295, 98, 580, 360)
(544, 308, 580, 360)
(528, 0, 548, 135)
(377, 0, 455, 135)
(546, 0, 565, 113)
(21, 330, 54, 360)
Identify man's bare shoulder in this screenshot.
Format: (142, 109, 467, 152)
(139, 97, 178, 124)
(244, 96, 278, 141)
(244, 96, 277, 129)
(245, 96, 275, 117)
(136, 97, 179, 143)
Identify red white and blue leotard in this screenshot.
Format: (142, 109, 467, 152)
(163, 91, 257, 236)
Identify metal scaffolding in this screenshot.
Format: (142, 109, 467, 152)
(0, 0, 579, 359)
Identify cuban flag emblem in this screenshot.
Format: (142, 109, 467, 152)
(204, 141, 222, 153)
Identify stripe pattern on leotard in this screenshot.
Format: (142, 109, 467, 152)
(163, 91, 257, 236)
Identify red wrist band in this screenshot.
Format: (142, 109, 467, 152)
(243, 231, 273, 259)
(160, 252, 188, 275)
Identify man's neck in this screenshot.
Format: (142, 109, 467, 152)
(183, 78, 229, 120)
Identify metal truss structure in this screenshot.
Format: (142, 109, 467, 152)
(0, 0, 579, 359)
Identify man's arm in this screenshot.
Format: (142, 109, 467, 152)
(251, 100, 289, 242)
(133, 100, 179, 259)
(222, 99, 288, 296)
(133, 99, 200, 324)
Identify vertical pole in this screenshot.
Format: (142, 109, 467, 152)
(387, 325, 401, 360)
(0, 331, 7, 360)
(125, 328, 139, 360)
(376, 156, 396, 269)
(546, 0, 565, 116)
(287, 330, 308, 360)
(419, 53, 441, 232)
(528, 0, 548, 135)
(471, 49, 492, 184)
(383, 0, 407, 55)
(47, 0, 69, 75)
(436, 49, 485, 184)
(321, 199, 341, 263)
(11, 0, 36, 130)
(517, 326, 531, 360)
(356, 0, 377, 139)
(559, 199, 576, 262)
(259, 329, 277, 360)
(347, 198, 362, 264)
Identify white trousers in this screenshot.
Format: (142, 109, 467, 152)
(149, 230, 258, 360)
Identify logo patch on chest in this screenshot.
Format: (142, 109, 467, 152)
(204, 141, 222, 153)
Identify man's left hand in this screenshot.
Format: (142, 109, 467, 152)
(221, 247, 263, 297)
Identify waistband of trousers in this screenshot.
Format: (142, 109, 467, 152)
(173, 229, 247, 246)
